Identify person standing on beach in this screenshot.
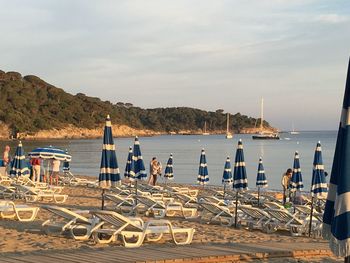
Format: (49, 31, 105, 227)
(30, 158, 41, 182)
(149, 157, 161, 186)
(281, 168, 292, 204)
(2, 145, 11, 175)
(50, 159, 61, 185)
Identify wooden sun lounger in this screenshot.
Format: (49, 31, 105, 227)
(90, 210, 195, 247)
(0, 201, 39, 222)
(42, 205, 101, 240)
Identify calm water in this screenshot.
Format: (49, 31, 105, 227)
(0, 131, 337, 191)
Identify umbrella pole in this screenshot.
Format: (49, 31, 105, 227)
(258, 187, 260, 207)
(135, 180, 138, 206)
(234, 191, 239, 228)
(345, 256, 350, 263)
(101, 189, 105, 210)
(308, 196, 314, 237)
(223, 184, 226, 200)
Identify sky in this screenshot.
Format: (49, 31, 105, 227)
(1, 0, 350, 130)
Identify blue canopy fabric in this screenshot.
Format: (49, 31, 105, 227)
(323, 59, 350, 257)
(9, 141, 30, 177)
(233, 139, 248, 191)
(29, 146, 71, 161)
(289, 151, 303, 192)
(197, 149, 209, 185)
(222, 156, 233, 185)
(124, 146, 133, 179)
(256, 157, 268, 188)
(98, 115, 121, 188)
(130, 136, 147, 181)
(311, 142, 328, 199)
(164, 154, 174, 180)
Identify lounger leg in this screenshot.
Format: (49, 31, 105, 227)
(171, 229, 195, 245)
(146, 233, 163, 242)
(15, 208, 39, 222)
(121, 232, 145, 248)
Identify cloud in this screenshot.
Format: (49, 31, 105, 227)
(314, 14, 349, 24)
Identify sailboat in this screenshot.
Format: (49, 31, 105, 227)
(202, 121, 210, 135)
(290, 123, 300, 135)
(225, 113, 233, 139)
(252, 98, 279, 140)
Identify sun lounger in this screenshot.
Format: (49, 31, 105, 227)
(169, 192, 198, 208)
(42, 205, 101, 240)
(263, 201, 286, 210)
(104, 193, 135, 215)
(60, 171, 97, 187)
(0, 175, 13, 186)
(90, 210, 195, 247)
(163, 185, 198, 197)
(264, 208, 308, 236)
(15, 185, 68, 203)
(238, 205, 271, 230)
(0, 200, 39, 221)
(0, 184, 16, 199)
(16, 176, 63, 193)
(199, 201, 235, 226)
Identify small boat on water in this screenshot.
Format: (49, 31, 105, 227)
(225, 113, 233, 139)
(290, 123, 300, 135)
(252, 98, 280, 140)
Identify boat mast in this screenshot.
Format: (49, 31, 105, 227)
(260, 98, 264, 132)
(226, 113, 229, 133)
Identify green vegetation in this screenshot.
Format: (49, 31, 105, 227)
(0, 70, 270, 136)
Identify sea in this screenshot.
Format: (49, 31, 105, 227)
(0, 131, 337, 191)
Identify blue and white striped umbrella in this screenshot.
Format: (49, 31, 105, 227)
(323, 60, 350, 257)
(29, 146, 71, 161)
(130, 136, 147, 181)
(197, 148, 209, 185)
(311, 142, 328, 199)
(99, 115, 121, 188)
(233, 139, 248, 191)
(63, 150, 70, 171)
(222, 156, 233, 185)
(124, 146, 133, 179)
(164, 154, 174, 180)
(9, 141, 30, 177)
(256, 157, 268, 188)
(289, 151, 303, 192)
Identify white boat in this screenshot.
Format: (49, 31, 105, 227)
(202, 121, 210, 135)
(252, 98, 279, 140)
(225, 113, 233, 139)
(290, 123, 300, 135)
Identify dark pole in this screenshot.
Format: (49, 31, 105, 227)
(101, 189, 105, 210)
(345, 256, 350, 263)
(135, 180, 138, 206)
(223, 184, 226, 200)
(234, 191, 239, 228)
(257, 187, 260, 207)
(308, 196, 314, 237)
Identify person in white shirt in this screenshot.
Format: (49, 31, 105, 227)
(50, 159, 61, 185)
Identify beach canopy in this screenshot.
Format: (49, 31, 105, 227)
(197, 148, 209, 185)
(28, 146, 71, 161)
(289, 151, 303, 192)
(222, 156, 233, 185)
(311, 142, 328, 199)
(98, 115, 121, 188)
(164, 153, 174, 180)
(124, 146, 133, 179)
(9, 141, 30, 177)
(323, 59, 350, 257)
(130, 136, 147, 181)
(256, 157, 268, 188)
(233, 139, 248, 191)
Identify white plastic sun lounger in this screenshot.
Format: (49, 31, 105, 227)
(104, 193, 135, 215)
(238, 205, 271, 230)
(42, 205, 101, 240)
(15, 185, 68, 203)
(0, 201, 39, 222)
(0, 184, 16, 199)
(90, 210, 195, 247)
(199, 201, 235, 226)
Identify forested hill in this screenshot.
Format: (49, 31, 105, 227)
(0, 70, 272, 137)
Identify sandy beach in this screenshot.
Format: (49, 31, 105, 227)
(0, 179, 342, 262)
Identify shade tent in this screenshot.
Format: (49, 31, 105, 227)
(289, 151, 303, 192)
(28, 146, 71, 161)
(164, 154, 174, 180)
(124, 146, 133, 179)
(98, 115, 121, 189)
(233, 139, 248, 227)
(323, 59, 350, 259)
(9, 141, 30, 178)
(197, 149, 209, 185)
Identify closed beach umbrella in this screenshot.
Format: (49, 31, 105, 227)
(29, 146, 71, 161)
(308, 141, 328, 236)
(197, 148, 209, 185)
(9, 141, 30, 178)
(124, 146, 133, 179)
(233, 139, 248, 227)
(99, 115, 121, 208)
(63, 150, 70, 172)
(164, 153, 174, 182)
(130, 136, 147, 181)
(323, 59, 350, 260)
(289, 151, 303, 195)
(256, 157, 267, 206)
(222, 156, 233, 199)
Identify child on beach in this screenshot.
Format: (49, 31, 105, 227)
(281, 168, 292, 204)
